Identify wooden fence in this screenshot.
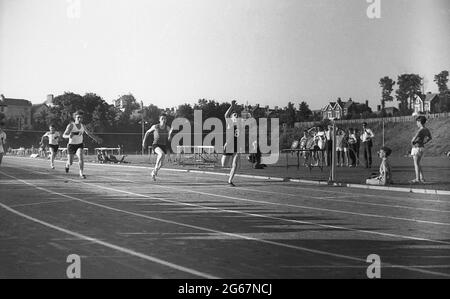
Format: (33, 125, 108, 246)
(294, 112, 450, 128)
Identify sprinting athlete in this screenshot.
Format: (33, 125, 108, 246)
(221, 100, 241, 186)
(142, 113, 173, 181)
(0, 121, 6, 166)
(40, 124, 61, 169)
(63, 110, 101, 179)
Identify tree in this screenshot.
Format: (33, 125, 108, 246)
(143, 104, 161, 125)
(379, 76, 395, 110)
(176, 103, 194, 121)
(279, 102, 296, 127)
(51, 92, 84, 127)
(434, 71, 450, 112)
(194, 99, 225, 120)
(434, 70, 449, 94)
(297, 101, 312, 121)
(396, 74, 423, 113)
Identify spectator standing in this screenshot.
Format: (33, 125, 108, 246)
(360, 122, 375, 168)
(347, 128, 357, 167)
(410, 116, 432, 184)
(325, 124, 333, 167)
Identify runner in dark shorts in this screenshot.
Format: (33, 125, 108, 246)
(63, 110, 101, 179)
(221, 100, 241, 186)
(142, 113, 173, 181)
(40, 124, 61, 169)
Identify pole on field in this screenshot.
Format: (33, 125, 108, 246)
(382, 119, 385, 147)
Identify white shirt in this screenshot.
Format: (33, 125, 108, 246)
(44, 131, 60, 145)
(0, 131, 6, 153)
(325, 129, 332, 140)
(360, 128, 374, 142)
(66, 123, 85, 145)
(315, 131, 326, 150)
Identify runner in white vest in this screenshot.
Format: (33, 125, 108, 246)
(63, 110, 101, 179)
(40, 124, 61, 169)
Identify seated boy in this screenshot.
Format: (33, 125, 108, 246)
(366, 146, 393, 186)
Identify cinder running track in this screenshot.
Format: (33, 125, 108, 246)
(1, 156, 449, 278)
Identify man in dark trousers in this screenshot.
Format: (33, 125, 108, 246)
(360, 122, 375, 168)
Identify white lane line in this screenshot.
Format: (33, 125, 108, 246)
(64, 171, 450, 245)
(93, 175, 450, 243)
(0, 202, 219, 279)
(2, 172, 450, 278)
(218, 185, 450, 214)
(9, 156, 450, 202)
(181, 179, 450, 213)
(281, 265, 450, 269)
(4, 168, 450, 278)
(9, 199, 74, 208)
(102, 175, 450, 227)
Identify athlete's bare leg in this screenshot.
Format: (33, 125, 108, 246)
(76, 148, 85, 178)
(228, 153, 240, 185)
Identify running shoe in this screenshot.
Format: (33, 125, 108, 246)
(228, 182, 236, 187)
(151, 170, 156, 181)
(65, 166, 69, 173)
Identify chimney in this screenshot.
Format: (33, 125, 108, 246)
(365, 100, 369, 107)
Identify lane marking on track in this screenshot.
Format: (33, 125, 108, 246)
(0, 201, 219, 279)
(9, 199, 74, 208)
(2, 168, 450, 278)
(101, 175, 450, 227)
(7, 156, 450, 199)
(164, 177, 450, 213)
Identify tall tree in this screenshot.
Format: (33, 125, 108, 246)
(297, 101, 312, 121)
(396, 74, 423, 113)
(379, 76, 395, 110)
(434, 70, 450, 112)
(280, 102, 296, 126)
(434, 70, 449, 94)
(176, 103, 194, 121)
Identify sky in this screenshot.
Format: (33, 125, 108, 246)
(0, 0, 449, 110)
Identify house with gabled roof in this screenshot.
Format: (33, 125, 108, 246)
(322, 101, 344, 120)
(409, 93, 441, 114)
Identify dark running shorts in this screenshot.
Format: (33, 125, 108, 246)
(152, 144, 167, 154)
(49, 144, 59, 152)
(68, 143, 84, 155)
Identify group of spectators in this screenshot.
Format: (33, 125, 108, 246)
(294, 116, 432, 186)
(296, 122, 375, 169)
